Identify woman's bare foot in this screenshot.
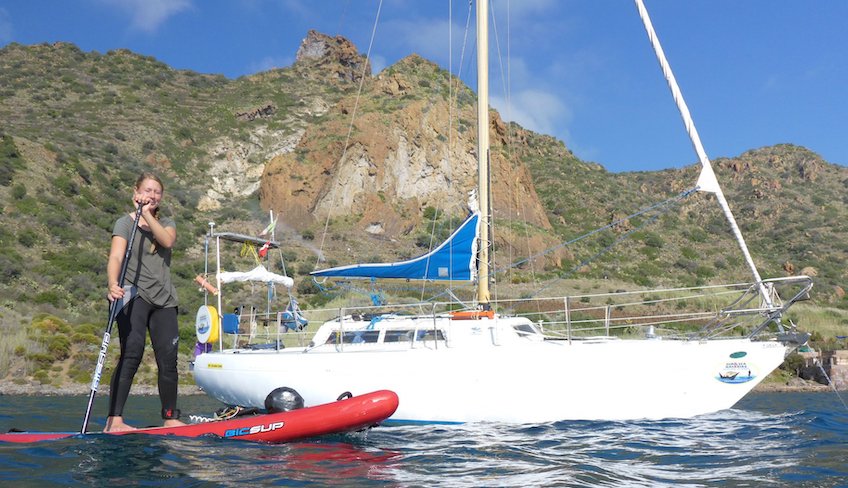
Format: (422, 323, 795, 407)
(103, 416, 137, 433)
(163, 419, 186, 428)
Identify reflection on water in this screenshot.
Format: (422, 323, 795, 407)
(1, 392, 846, 487)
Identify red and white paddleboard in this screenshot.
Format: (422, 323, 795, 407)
(0, 390, 398, 444)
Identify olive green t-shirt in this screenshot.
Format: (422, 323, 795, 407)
(112, 214, 178, 308)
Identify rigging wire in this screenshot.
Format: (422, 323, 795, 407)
(489, 0, 540, 306)
(510, 187, 697, 272)
(520, 187, 699, 298)
(315, 0, 384, 271)
(419, 0, 475, 301)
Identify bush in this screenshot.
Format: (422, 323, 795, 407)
(0, 135, 25, 186)
(17, 228, 38, 247)
(54, 175, 80, 196)
(0, 254, 23, 282)
(13, 196, 40, 216)
(780, 352, 805, 375)
(423, 206, 438, 220)
(642, 232, 664, 248)
(34, 290, 64, 307)
(11, 183, 26, 199)
(47, 336, 71, 360)
(297, 278, 321, 295)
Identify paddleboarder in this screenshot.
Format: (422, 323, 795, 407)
(104, 172, 184, 432)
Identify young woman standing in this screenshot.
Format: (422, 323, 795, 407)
(104, 172, 184, 432)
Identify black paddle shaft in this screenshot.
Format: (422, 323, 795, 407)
(80, 202, 145, 434)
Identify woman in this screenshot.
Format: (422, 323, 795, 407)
(104, 172, 184, 432)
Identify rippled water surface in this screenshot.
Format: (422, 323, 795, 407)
(1, 392, 846, 487)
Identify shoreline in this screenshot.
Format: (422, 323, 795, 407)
(0, 381, 205, 397)
(0, 378, 834, 397)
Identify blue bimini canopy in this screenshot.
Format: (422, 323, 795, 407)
(310, 212, 480, 282)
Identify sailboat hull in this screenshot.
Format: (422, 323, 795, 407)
(193, 327, 787, 423)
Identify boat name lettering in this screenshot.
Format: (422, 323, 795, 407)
(207, 363, 223, 369)
(224, 421, 285, 437)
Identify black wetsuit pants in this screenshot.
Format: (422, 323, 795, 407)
(108, 297, 180, 419)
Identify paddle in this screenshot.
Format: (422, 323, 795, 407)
(80, 201, 145, 434)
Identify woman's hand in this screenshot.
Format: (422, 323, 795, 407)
(134, 195, 155, 218)
(107, 282, 125, 302)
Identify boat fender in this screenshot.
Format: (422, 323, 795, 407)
(265, 387, 305, 413)
(337, 391, 353, 401)
(195, 305, 220, 344)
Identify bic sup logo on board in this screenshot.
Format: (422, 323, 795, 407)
(224, 421, 285, 438)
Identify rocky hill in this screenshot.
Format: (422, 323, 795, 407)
(1, 32, 847, 386)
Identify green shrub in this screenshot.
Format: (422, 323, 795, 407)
(34, 290, 64, 307)
(33, 370, 51, 384)
(17, 228, 38, 247)
(47, 336, 71, 360)
(11, 183, 26, 199)
(26, 352, 54, 368)
(642, 232, 664, 248)
(71, 332, 101, 346)
(0, 253, 23, 282)
(681, 246, 699, 260)
(0, 135, 25, 186)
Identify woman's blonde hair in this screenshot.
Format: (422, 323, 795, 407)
(135, 172, 164, 253)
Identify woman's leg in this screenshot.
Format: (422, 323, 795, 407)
(148, 306, 183, 425)
(105, 298, 149, 431)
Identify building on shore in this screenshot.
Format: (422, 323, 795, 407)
(798, 348, 848, 390)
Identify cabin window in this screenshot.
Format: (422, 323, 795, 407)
(415, 329, 445, 342)
(382, 329, 445, 343)
(325, 330, 381, 345)
(513, 323, 539, 336)
(383, 330, 413, 343)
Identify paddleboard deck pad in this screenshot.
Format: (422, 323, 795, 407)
(0, 390, 398, 444)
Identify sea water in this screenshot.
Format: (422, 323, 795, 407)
(0, 391, 846, 487)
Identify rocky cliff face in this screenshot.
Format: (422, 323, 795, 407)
(259, 50, 552, 257)
(294, 30, 372, 84)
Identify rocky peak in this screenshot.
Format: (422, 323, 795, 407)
(294, 30, 371, 84)
(259, 44, 562, 266)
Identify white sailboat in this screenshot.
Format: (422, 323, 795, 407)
(192, 0, 813, 423)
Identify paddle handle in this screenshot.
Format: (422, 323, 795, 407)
(80, 202, 145, 434)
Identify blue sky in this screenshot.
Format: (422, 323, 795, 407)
(0, 0, 845, 172)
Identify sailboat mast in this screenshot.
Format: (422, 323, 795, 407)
(476, 0, 491, 306)
(633, 0, 774, 308)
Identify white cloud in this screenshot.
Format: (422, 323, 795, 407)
(280, 0, 313, 18)
(369, 54, 387, 74)
(381, 18, 453, 65)
(249, 55, 294, 73)
(490, 88, 570, 138)
(0, 8, 12, 43)
(95, 0, 192, 33)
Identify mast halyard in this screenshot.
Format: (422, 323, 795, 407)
(633, 0, 775, 310)
(476, 0, 491, 306)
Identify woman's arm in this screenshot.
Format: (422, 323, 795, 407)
(141, 211, 176, 249)
(107, 235, 128, 301)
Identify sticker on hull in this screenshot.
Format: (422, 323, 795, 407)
(716, 359, 756, 384)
